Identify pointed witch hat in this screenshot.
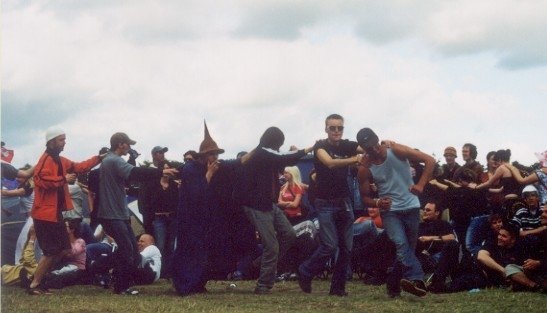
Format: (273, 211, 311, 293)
(198, 121, 225, 155)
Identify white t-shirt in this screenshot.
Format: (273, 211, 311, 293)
(140, 245, 162, 282)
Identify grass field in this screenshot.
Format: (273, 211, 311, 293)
(2, 278, 546, 313)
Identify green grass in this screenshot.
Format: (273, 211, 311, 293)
(2, 279, 546, 313)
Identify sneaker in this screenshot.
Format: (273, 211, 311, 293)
(297, 267, 312, 293)
(119, 287, 139, 295)
(400, 279, 427, 297)
(253, 286, 272, 295)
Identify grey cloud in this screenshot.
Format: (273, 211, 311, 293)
(1, 93, 72, 146)
(234, 2, 326, 40)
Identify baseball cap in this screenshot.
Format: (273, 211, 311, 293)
(151, 146, 168, 154)
(356, 128, 379, 149)
(110, 132, 136, 147)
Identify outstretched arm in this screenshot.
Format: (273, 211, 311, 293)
(392, 143, 435, 195)
(504, 164, 539, 185)
(316, 148, 361, 169)
(476, 166, 505, 189)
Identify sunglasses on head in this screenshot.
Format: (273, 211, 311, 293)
(327, 126, 344, 132)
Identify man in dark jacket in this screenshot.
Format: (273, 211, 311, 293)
(240, 126, 312, 294)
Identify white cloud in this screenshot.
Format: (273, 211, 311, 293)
(2, 1, 545, 169)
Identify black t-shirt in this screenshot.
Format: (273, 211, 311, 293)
(314, 139, 358, 200)
(482, 239, 534, 267)
(417, 220, 454, 254)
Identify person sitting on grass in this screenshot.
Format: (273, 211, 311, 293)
(135, 234, 162, 285)
(511, 185, 546, 246)
(416, 201, 459, 293)
(477, 223, 543, 291)
(22, 219, 88, 294)
(1, 226, 38, 286)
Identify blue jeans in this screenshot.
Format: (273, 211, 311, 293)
(300, 198, 354, 293)
(100, 219, 140, 293)
(381, 208, 424, 281)
(153, 214, 176, 276)
(466, 215, 489, 256)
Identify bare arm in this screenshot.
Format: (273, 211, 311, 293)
(357, 165, 391, 210)
(504, 164, 538, 185)
(429, 179, 449, 191)
(391, 143, 435, 194)
(316, 148, 361, 170)
(520, 225, 547, 237)
(477, 250, 505, 275)
(419, 233, 457, 243)
(1, 187, 26, 197)
(476, 166, 506, 189)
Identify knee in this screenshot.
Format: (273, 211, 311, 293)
(322, 243, 338, 256)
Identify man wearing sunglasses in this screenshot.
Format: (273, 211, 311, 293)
(298, 114, 363, 296)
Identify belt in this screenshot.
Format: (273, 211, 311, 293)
(155, 212, 173, 216)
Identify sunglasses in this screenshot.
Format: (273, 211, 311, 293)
(327, 126, 344, 132)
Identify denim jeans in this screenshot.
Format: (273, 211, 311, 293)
(153, 215, 176, 276)
(381, 208, 424, 281)
(243, 205, 296, 289)
(299, 198, 354, 293)
(100, 219, 140, 293)
(466, 214, 489, 256)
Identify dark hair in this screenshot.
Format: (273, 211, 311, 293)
(455, 168, 476, 183)
(259, 127, 285, 151)
(65, 219, 81, 238)
(463, 143, 478, 159)
(501, 222, 519, 239)
(488, 213, 502, 224)
(183, 150, 197, 158)
(425, 199, 442, 212)
(325, 114, 344, 125)
(486, 151, 496, 162)
(493, 149, 511, 163)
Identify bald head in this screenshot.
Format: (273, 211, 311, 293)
(137, 234, 155, 252)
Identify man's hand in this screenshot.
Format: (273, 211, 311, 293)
(410, 184, 424, 195)
(162, 168, 179, 177)
(523, 259, 540, 271)
(206, 160, 220, 182)
(128, 149, 140, 160)
(378, 197, 392, 211)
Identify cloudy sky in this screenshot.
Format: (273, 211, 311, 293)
(2, 0, 546, 168)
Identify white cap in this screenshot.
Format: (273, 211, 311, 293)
(522, 184, 538, 196)
(45, 126, 65, 143)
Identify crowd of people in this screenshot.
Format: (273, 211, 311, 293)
(1, 114, 546, 300)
